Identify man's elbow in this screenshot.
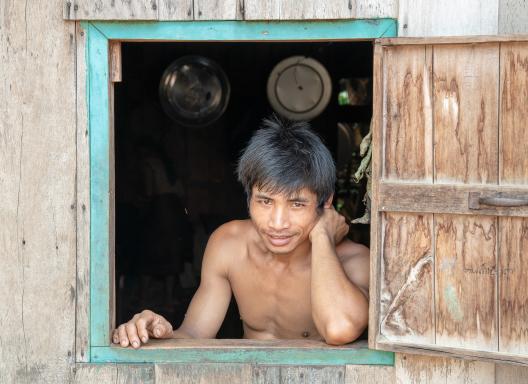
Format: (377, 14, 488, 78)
(323, 317, 367, 346)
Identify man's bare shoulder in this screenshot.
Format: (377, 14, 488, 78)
(210, 219, 254, 241)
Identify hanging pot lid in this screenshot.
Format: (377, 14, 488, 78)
(159, 55, 230, 127)
(267, 56, 332, 121)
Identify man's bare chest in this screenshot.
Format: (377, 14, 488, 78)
(229, 261, 321, 339)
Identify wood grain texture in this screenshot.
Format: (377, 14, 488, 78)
(194, 0, 243, 20)
(109, 41, 122, 83)
(378, 183, 528, 217)
(499, 42, 528, 185)
(435, 214, 497, 350)
(65, 0, 158, 20)
(368, 43, 384, 350)
(499, 217, 528, 354)
(397, 0, 499, 37)
(499, 0, 528, 34)
(354, 0, 397, 19)
(383, 45, 433, 182)
(433, 44, 499, 184)
(496, 364, 528, 383)
(280, 366, 345, 384)
(75, 21, 91, 363)
(158, 0, 194, 20)
(0, 0, 76, 381)
(253, 365, 280, 384)
(345, 364, 395, 383)
(117, 364, 155, 383)
(277, 0, 353, 20)
(155, 363, 253, 383)
(243, 0, 281, 20)
(379, 213, 434, 344)
(73, 364, 117, 383)
(394, 354, 495, 384)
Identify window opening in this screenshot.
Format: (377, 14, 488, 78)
(114, 40, 373, 341)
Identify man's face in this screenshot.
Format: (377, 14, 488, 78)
(248, 186, 321, 255)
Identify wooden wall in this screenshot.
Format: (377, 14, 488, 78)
(1, 0, 528, 382)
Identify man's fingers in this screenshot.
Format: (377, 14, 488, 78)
(117, 324, 129, 347)
(125, 323, 141, 349)
(112, 329, 119, 344)
(136, 317, 150, 343)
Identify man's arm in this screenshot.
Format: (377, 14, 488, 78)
(112, 223, 234, 348)
(310, 208, 369, 346)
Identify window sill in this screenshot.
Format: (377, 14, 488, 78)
(91, 339, 394, 365)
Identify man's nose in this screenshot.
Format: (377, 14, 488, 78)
(268, 206, 290, 230)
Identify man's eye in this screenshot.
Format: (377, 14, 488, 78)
(260, 199, 272, 205)
(292, 202, 305, 208)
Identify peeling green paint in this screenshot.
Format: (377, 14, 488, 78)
(445, 285, 464, 321)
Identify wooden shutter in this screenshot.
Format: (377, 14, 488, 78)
(369, 36, 528, 365)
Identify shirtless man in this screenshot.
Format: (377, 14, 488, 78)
(112, 117, 370, 348)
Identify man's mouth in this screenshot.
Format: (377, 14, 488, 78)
(266, 233, 294, 246)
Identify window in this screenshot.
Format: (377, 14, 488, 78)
(86, 19, 397, 364)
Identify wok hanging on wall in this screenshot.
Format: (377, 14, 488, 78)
(159, 55, 231, 127)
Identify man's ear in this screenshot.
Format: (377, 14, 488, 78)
(323, 194, 334, 209)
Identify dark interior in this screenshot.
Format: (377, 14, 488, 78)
(114, 41, 373, 338)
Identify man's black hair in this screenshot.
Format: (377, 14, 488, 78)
(237, 115, 336, 209)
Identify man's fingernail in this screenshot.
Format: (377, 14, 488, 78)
(132, 341, 139, 348)
(121, 341, 127, 347)
(141, 337, 147, 342)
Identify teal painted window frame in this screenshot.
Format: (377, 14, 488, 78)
(86, 19, 397, 365)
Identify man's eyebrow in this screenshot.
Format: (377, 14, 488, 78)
(254, 193, 273, 199)
(288, 196, 310, 203)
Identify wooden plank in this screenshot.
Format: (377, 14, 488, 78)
(377, 338, 528, 365)
(117, 364, 155, 383)
(397, 0, 499, 37)
(499, 0, 528, 34)
(345, 364, 395, 384)
(280, 366, 345, 384)
(278, 0, 353, 20)
(499, 217, 528, 354)
(0, 0, 76, 381)
(435, 214, 498, 350)
(496, 364, 528, 384)
(368, 43, 384, 350)
(92, 340, 394, 364)
(379, 213, 435, 344)
(394, 354, 495, 384)
(378, 183, 528, 217)
(155, 363, 252, 383)
(433, 43, 499, 184)
(500, 42, 528, 185)
(354, 0, 398, 19)
(109, 41, 122, 83)
(383, 45, 433, 182)
(379, 35, 528, 46)
(158, 0, 194, 20)
(75, 21, 91, 363)
(73, 364, 117, 383)
(253, 365, 280, 384)
(243, 0, 281, 20)
(193, 0, 242, 20)
(65, 0, 158, 20)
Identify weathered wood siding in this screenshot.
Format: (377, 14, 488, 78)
(0, 0, 77, 382)
(0, 0, 527, 383)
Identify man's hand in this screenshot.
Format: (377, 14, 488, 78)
(112, 309, 173, 349)
(309, 207, 349, 246)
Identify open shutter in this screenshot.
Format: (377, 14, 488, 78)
(369, 36, 528, 365)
